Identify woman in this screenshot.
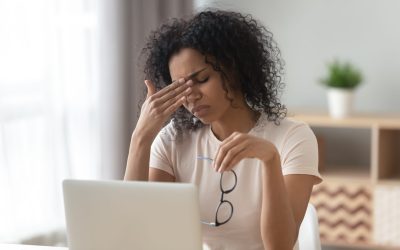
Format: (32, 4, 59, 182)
(125, 10, 322, 250)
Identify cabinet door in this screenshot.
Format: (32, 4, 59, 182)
(374, 185, 400, 246)
(311, 181, 372, 244)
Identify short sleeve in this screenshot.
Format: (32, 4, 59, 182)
(149, 128, 175, 177)
(280, 122, 322, 183)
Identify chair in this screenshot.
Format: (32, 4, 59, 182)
(297, 203, 321, 250)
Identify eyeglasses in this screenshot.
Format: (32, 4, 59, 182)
(197, 156, 237, 227)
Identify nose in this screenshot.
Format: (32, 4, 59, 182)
(186, 85, 202, 103)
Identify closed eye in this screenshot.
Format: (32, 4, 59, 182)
(195, 77, 209, 84)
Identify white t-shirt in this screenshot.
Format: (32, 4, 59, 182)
(150, 113, 322, 250)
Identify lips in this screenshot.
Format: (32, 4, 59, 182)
(191, 105, 210, 115)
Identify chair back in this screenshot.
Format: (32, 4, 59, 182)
(298, 203, 321, 250)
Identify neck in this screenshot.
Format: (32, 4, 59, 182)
(211, 105, 260, 141)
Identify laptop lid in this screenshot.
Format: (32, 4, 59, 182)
(63, 179, 203, 250)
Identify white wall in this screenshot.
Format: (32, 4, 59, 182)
(195, 0, 400, 113)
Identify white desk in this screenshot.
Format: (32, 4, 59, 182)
(0, 244, 67, 250)
(0, 243, 213, 250)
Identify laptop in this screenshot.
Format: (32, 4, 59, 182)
(62, 179, 203, 250)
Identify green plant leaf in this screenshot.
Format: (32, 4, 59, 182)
(320, 60, 363, 89)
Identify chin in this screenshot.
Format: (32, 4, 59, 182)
(199, 119, 211, 125)
(195, 116, 214, 125)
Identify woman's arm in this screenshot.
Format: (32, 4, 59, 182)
(213, 132, 319, 249)
(124, 131, 153, 181)
(125, 131, 175, 182)
(260, 149, 317, 250)
(124, 78, 191, 181)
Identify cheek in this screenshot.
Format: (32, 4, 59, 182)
(209, 81, 229, 101)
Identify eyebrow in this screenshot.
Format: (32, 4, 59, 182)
(171, 67, 207, 83)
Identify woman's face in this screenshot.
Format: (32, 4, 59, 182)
(168, 48, 240, 124)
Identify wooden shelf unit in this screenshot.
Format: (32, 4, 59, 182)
(293, 113, 400, 249)
(294, 113, 400, 183)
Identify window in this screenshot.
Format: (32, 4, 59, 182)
(0, 0, 100, 242)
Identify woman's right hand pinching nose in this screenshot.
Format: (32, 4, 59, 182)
(134, 78, 193, 141)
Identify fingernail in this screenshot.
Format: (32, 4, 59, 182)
(178, 78, 185, 84)
(186, 80, 193, 86)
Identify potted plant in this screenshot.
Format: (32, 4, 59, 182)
(320, 60, 363, 118)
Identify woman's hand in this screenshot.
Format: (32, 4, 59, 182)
(134, 78, 193, 141)
(213, 132, 279, 172)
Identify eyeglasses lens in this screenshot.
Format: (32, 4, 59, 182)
(220, 171, 236, 192)
(216, 201, 233, 224)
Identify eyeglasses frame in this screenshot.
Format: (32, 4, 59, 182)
(197, 156, 237, 227)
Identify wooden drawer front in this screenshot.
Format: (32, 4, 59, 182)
(310, 182, 372, 244)
(374, 185, 400, 246)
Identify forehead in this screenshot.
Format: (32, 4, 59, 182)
(168, 48, 207, 79)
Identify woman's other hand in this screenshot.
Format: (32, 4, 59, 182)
(213, 132, 279, 172)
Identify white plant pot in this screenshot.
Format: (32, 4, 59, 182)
(327, 88, 354, 119)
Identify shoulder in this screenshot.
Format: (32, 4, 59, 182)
(255, 116, 316, 146)
(278, 117, 314, 136)
(278, 118, 316, 143)
(275, 118, 317, 155)
(259, 115, 314, 136)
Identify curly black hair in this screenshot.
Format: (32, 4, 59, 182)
(141, 9, 287, 135)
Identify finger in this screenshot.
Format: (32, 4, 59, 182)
(145, 80, 156, 98)
(155, 79, 193, 107)
(214, 132, 242, 170)
(214, 134, 237, 170)
(163, 95, 187, 115)
(219, 148, 247, 172)
(159, 84, 192, 111)
(152, 78, 187, 99)
(217, 142, 247, 172)
(145, 81, 191, 119)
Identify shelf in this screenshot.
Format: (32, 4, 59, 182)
(376, 178, 400, 186)
(322, 240, 400, 250)
(314, 127, 372, 176)
(292, 113, 400, 129)
(321, 168, 371, 183)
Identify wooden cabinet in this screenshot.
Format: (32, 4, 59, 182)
(294, 113, 400, 250)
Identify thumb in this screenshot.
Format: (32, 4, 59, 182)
(145, 80, 156, 98)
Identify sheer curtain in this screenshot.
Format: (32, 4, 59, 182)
(0, 0, 193, 245)
(0, 0, 101, 243)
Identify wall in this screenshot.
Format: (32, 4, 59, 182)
(195, 0, 400, 114)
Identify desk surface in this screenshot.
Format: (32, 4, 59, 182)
(0, 244, 67, 250)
